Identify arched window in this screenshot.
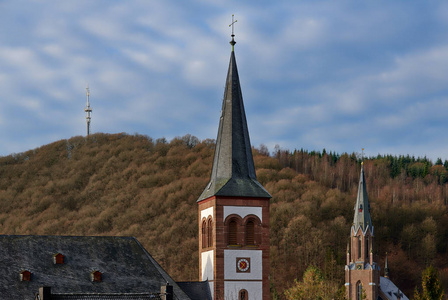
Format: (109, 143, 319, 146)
(202, 220, 206, 249)
(365, 237, 369, 259)
(207, 218, 213, 248)
(356, 281, 363, 300)
(245, 220, 255, 245)
(228, 220, 237, 245)
(358, 236, 362, 259)
(239, 289, 248, 300)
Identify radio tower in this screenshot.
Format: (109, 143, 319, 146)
(84, 84, 92, 136)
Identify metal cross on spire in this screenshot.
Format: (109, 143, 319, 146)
(229, 14, 237, 51)
(229, 14, 237, 36)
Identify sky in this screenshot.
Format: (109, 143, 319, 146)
(1, 1, 448, 162)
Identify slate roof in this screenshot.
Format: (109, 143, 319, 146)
(50, 293, 159, 300)
(0, 235, 190, 300)
(177, 281, 212, 300)
(197, 38, 271, 202)
(379, 276, 409, 300)
(352, 163, 373, 232)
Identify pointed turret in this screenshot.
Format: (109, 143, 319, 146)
(353, 163, 372, 232)
(385, 253, 389, 278)
(197, 34, 271, 201)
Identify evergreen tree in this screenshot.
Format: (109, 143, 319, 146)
(414, 266, 444, 300)
(284, 266, 339, 300)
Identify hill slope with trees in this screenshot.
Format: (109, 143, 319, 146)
(0, 133, 447, 298)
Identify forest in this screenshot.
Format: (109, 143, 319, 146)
(0, 133, 447, 299)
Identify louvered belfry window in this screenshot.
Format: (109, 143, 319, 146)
(202, 220, 207, 248)
(246, 220, 255, 245)
(207, 218, 213, 248)
(228, 220, 237, 245)
(358, 237, 362, 259)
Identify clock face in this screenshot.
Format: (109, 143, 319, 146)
(237, 258, 250, 272)
(356, 264, 362, 270)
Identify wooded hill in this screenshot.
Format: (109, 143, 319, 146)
(0, 133, 447, 299)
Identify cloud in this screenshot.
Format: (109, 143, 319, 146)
(0, 0, 448, 162)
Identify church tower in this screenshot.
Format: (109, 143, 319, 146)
(345, 162, 380, 299)
(197, 27, 271, 300)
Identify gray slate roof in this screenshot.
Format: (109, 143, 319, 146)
(50, 293, 159, 300)
(379, 276, 409, 300)
(0, 235, 190, 300)
(177, 281, 212, 300)
(352, 164, 373, 232)
(197, 41, 271, 201)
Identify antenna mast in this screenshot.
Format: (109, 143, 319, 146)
(84, 84, 92, 136)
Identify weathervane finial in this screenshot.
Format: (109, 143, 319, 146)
(229, 14, 237, 51)
(361, 148, 365, 165)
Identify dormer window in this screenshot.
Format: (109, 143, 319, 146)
(359, 204, 363, 212)
(91, 270, 102, 282)
(53, 253, 64, 264)
(20, 270, 31, 281)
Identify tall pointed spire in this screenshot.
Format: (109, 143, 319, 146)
(353, 162, 372, 231)
(197, 25, 270, 202)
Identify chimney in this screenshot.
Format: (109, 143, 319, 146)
(39, 287, 52, 300)
(20, 270, 32, 281)
(53, 253, 64, 265)
(161, 282, 173, 300)
(90, 270, 102, 282)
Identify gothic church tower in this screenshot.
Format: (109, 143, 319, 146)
(345, 163, 380, 299)
(197, 33, 271, 300)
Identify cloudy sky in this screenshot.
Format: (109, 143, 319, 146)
(1, 1, 448, 161)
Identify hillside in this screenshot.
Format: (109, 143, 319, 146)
(0, 133, 447, 298)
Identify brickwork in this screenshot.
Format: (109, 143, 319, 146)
(346, 226, 379, 299)
(199, 196, 270, 300)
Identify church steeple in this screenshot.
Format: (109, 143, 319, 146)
(353, 163, 372, 232)
(346, 159, 380, 300)
(197, 28, 271, 202)
(198, 21, 271, 300)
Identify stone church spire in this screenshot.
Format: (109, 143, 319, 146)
(197, 31, 271, 202)
(353, 163, 372, 232)
(346, 160, 380, 300)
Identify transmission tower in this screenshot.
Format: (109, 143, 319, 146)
(84, 84, 92, 136)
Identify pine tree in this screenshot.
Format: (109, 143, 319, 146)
(414, 265, 444, 300)
(284, 266, 340, 300)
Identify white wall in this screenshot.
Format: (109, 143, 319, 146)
(224, 281, 263, 300)
(223, 206, 262, 222)
(201, 250, 214, 281)
(201, 207, 214, 221)
(224, 249, 262, 280)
